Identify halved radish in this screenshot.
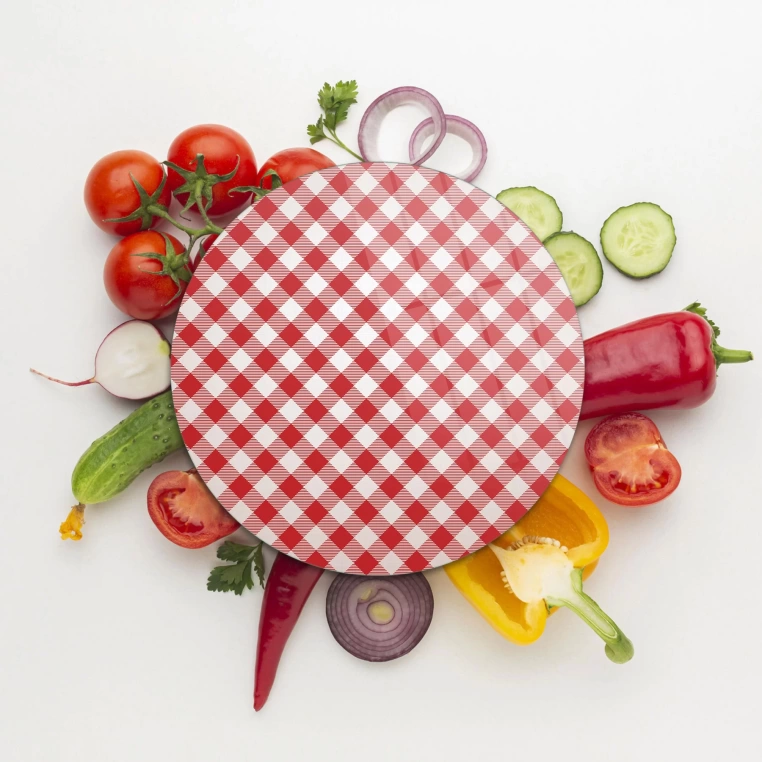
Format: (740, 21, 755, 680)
(31, 320, 170, 400)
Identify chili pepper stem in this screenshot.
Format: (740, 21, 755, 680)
(713, 344, 753, 367)
(546, 569, 634, 664)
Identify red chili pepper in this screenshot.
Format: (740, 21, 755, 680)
(254, 553, 323, 711)
(581, 302, 753, 420)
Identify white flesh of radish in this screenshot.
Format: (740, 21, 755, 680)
(31, 320, 170, 400)
(95, 321, 170, 398)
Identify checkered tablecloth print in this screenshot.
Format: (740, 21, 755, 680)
(171, 162, 584, 574)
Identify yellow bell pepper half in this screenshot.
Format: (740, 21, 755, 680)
(445, 474, 609, 646)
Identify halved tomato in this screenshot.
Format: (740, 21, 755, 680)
(584, 412, 682, 507)
(147, 470, 239, 548)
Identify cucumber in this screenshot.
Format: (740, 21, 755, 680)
(600, 202, 676, 278)
(63, 390, 185, 539)
(496, 186, 563, 242)
(544, 232, 603, 307)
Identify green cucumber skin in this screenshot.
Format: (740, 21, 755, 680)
(600, 202, 676, 279)
(71, 390, 184, 505)
(496, 186, 563, 242)
(544, 231, 604, 307)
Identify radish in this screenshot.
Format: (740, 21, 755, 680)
(31, 320, 171, 400)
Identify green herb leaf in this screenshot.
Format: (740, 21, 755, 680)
(307, 115, 326, 144)
(320, 79, 358, 132)
(208, 540, 266, 594)
(329, 99, 353, 131)
(252, 542, 265, 587)
(307, 81, 363, 160)
(317, 82, 335, 112)
(216, 540, 255, 562)
(331, 79, 359, 107)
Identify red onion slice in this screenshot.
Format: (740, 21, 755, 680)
(358, 86, 446, 164)
(409, 114, 488, 183)
(326, 573, 434, 662)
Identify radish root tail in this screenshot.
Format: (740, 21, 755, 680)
(30, 368, 93, 388)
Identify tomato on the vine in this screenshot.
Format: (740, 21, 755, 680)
(104, 231, 190, 320)
(166, 125, 257, 217)
(84, 150, 170, 236)
(198, 234, 218, 263)
(147, 470, 239, 549)
(584, 412, 682, 507)
(255, 147, 335, 190)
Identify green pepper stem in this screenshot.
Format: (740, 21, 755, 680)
(546, 569, 634, 664)
(683, 302, 753, 369)
(713, 344, 753, 367)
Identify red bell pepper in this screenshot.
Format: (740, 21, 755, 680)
(581, 303, 752, 420)
(254, 553, 323, 711)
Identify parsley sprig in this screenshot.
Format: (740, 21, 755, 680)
(207, 540, 265, 595)
(307, 80, 364, 161)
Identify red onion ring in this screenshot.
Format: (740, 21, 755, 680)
(326, 573, 434, 662)
(409, 114, 488, 182)
(357, 86, 446, 164)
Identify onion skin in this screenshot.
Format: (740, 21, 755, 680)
(358, 86, 446, 164)
(326, 573, 434, 662)
(409, 114, 488, 183)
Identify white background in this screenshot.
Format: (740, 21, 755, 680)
(2, 1, 761, 760)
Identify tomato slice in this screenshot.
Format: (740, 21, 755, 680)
(584, 413, 682, 506)
(147, 470, 239, 548)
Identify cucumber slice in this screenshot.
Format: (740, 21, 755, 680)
(497, 186, 563, 242)
(544, 232, 603, 307)
(600, 202, 676, 278)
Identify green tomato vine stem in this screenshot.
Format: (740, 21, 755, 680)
(147, 204, 223, 238)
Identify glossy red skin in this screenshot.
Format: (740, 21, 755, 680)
(581, 311, 716, 420)
(147, 470, 238, 549)
(104, 231, 188, 320)
(254, 554, 323, 711)
(167, 125, 257, 217)
(584, 413, 682, 506)
(84, 150, 171, 236)
(255, 147, 335, 190)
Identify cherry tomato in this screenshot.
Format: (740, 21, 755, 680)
(167, 125, 257, 217)
(84, 150, 171, 236)
(147, 470, 239, 549)
(256, 147, 335, 190)
(103, 231, 189, 320)
(584, 413, 682, 507)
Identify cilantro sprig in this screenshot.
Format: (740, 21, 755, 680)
(207, 540, 265, 595)
(307, 80, 364, 161)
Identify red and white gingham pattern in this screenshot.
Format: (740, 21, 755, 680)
(171, 163, 584, 574)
